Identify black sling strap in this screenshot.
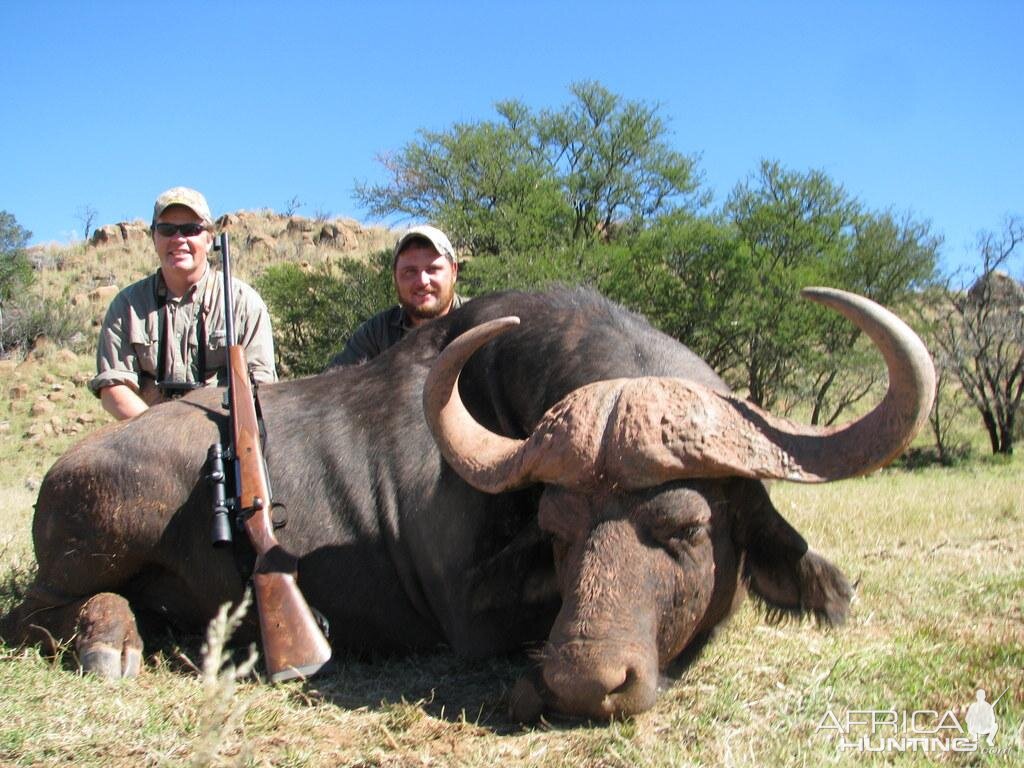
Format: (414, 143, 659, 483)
(154, 270, 208, 395)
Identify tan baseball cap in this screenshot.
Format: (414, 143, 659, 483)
(152, 186, 213, 225)
(393, 225, 456, 266)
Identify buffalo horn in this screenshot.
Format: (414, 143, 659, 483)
(423, 288, 936, 492)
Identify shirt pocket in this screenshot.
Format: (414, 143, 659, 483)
(130, 330, 159, 378)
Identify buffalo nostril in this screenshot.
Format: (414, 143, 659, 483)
(609, 667, 637, 697)
(603, 665, 658, 718)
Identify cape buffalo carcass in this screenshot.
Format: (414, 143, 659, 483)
(3, 287, 934, 721)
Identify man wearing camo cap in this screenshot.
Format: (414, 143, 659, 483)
(90, 186, 277, 420)
(327, 224, 464, 367)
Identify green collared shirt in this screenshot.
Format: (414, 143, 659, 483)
(328, 294, 465, 367)
(90, 267, 277, 396)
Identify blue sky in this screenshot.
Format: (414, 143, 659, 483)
(2, 1, 1021, 275)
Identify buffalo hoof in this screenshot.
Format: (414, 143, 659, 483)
(80, 643, 143, 679)
(76, 593, 143, 680)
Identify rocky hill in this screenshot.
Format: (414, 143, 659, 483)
(89, 210, 392, 261)
(3, 211, 396, 502)
(24, 210, 394, 328)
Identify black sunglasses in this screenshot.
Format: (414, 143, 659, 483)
(153, 222, 208, 237)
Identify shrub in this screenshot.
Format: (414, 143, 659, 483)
(257, 252, 394, 377)
(0, 211, 33, 305)
(896, 443, 974, 469)
(0, 294, 92, 356)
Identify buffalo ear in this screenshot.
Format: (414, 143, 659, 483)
(729, 480, 853, 626)
(746, 547, 854, 626)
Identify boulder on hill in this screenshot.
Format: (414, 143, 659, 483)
(71, 285, 119, 308)
(84, 210, 393, 259)
(89, 221, 149, 247)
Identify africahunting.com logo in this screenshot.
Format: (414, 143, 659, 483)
(816, 688, 1021, 755)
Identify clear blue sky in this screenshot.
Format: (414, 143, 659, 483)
(2, 1, 1021, 275)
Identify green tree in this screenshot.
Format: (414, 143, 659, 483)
(804, 210, 940, 425)
(722, 161, 938, 422)
(256, 253, 395, 377)
(1, 211, 33, 354)
(354, 81, 706, 260)
(0, 210, 32, 304)
(535, 81, 707, 246)
(723, 160, 859, 410)
(843, 210, 940, 299)
(357, 101, 568, 259)
(600, 212, 749, 374)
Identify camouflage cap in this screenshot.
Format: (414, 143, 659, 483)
(152, 186, 213, 226)
(393, 225, 456, 266)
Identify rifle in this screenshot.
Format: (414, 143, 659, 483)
(209, 232, 332, 682)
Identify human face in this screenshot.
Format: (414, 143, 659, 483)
(152, 205, 212, 296)
(394, 245, 458, 325)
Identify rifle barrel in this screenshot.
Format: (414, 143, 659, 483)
(216, 233, 236, 348)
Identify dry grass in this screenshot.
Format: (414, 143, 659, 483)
(1, 435, 1021, 766)
(1, 220, 1021, 766)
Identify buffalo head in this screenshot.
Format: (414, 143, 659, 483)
(423, 288, 934, 720)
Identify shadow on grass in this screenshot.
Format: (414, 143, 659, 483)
(3, 583, 716, 736)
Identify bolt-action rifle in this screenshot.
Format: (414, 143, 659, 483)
(208, 232, 332, 682)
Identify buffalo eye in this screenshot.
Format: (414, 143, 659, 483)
(647, 512, 705, 556)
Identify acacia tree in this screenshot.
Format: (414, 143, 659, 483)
(358, 100, 567, 261)
(0, 210, 33, 354)
(927, 217, 1024, 454)
(535, 81, 708, 245)
(354, 81, 705, 262)
(722, 162, 938, 418)
(599, 211, 749, 374)
(807, 210, 940, 425)
(723, 161, 860, 410)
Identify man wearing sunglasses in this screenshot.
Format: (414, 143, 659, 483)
(89, 186, 277, 420)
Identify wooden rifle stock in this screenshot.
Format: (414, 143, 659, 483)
(228, 346, 332, 681)
(218, 230, 331, 683)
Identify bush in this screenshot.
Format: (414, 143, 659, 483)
(0, 211, 33, 306)
(257, 252, 395, 377)
(0, 294, 92, 356)
(895, 443, 974, 469)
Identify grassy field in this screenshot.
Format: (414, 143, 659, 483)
(1, 228, 1021, 766)
(1, 347, 1021, 766)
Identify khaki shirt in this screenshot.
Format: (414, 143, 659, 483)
(90, 267, 277, 398)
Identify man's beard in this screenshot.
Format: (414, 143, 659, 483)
(403, 284, 454, 321)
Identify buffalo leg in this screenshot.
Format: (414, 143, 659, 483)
(5, 590, 142, 679)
